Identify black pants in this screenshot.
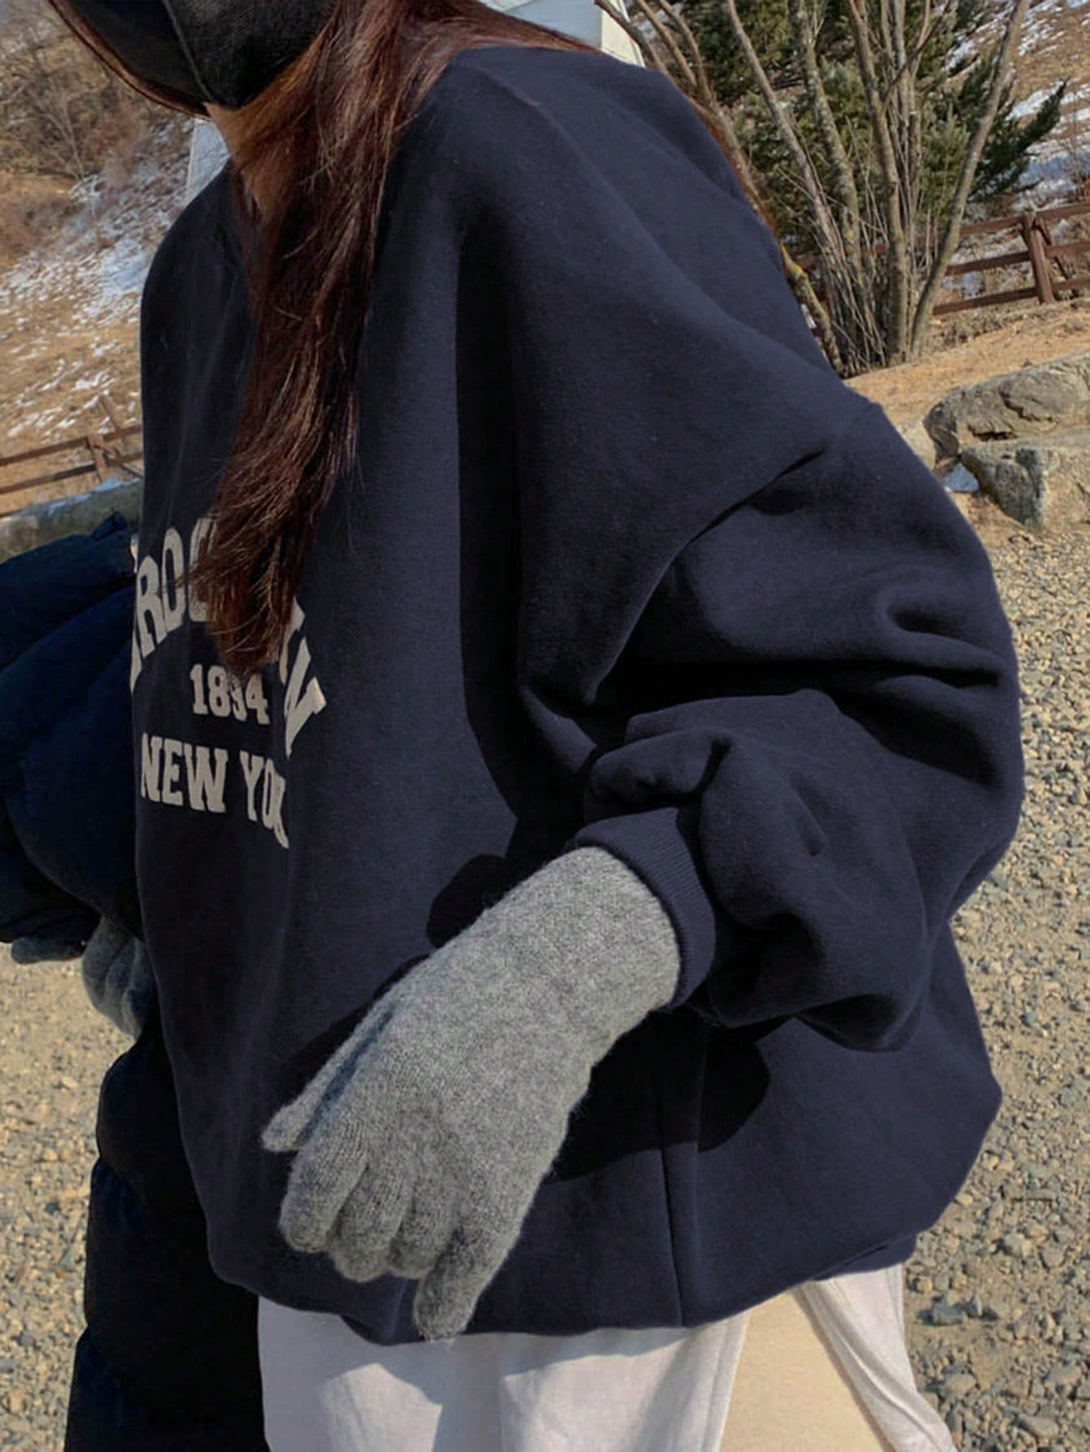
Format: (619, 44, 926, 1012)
(65, 1005, 267, 1452)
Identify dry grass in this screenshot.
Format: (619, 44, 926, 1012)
(1, 0, 1089, 517)
(1013, 0, 1090, 103)
(0, 175, 72, 272)
(850, 296, 1090, 424)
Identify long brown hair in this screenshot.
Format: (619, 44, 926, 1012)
(51, 1, 739, 675)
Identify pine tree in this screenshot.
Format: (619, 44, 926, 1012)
(612, 0, 1059, 369)
(690, 0, 1059, 227)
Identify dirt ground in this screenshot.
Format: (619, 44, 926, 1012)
(850, 297, 1090, 425)
(3, 517, 1090, 1451)
(4, 33, 1090, 1436)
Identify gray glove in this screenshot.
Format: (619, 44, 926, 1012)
(11, 935, 86, 965)
(262, 845, 681, 1339)
(81, 918, 156, 1038)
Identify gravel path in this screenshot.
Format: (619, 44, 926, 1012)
(0, 961, 122, 1448)
(1, 512, 1087, 1450)
(902, 516, 1090, 1452)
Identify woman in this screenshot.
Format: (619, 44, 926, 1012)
(51, 1, 1024, 1447)
(0, 516, 266, 1452)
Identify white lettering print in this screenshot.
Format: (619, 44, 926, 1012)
(140, 736, 229, 816)
(238, 750, 289, 848)
(134, 555, 166, 661)
(130, 516, 212, 689)
(140, 733, 162, 804)
(184, 741, 229, 814)
(186, 517, 212, 623)
(132, 517, 326, 852)
(240, 749, 265, 820)
(260, 757, 290, 849)
(279, 602, 327, 758)
(160, 738, 184, 806)
(160, 529, 187, 633)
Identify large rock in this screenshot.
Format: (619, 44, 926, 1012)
(961, 428, 1090, 531)
(894, 420, 936, 470)
(925, 352, 1090, 461)
(0, 476, 140, 563)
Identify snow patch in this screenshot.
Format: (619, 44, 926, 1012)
(1, 115, 189, 453)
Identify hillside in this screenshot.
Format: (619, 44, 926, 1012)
(2, 9, 1090, 1451)
(0, 113, 188, 512)
(1010, 0, 1090, 203)
(0, 1, 1089, 496)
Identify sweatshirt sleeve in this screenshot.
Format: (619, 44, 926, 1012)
(450, 50, 1025, 1054)
(564, 406, 1025, 1052)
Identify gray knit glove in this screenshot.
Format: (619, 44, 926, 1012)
(81, 918, 156, 1038)
(10, 935, 85, 965)
(262, 845, 681, 1339)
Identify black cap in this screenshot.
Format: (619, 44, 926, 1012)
(67, 0, 339, 110)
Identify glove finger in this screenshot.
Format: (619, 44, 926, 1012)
(325, 1169, 416, 1285)
(12, 935, 86, 965)
(276, 1098, 378, 1253)
(385, 1181, 458, 1281)
(262, 993, 400, 1154)
(412, 1218, 519, 1341)
(81, 918, 132, 992)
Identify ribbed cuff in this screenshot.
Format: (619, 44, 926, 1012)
(568, 804, 736, 1009)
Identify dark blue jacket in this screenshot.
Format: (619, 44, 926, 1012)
(0, 517, 265, 1450)
(131, 44, 1024, 1344)
(0, 516, 134, 949)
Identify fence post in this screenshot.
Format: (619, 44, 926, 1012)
(86, 432, 110, 483)
(1022, 212, 1056, 306)
(100, 394, 126, 438)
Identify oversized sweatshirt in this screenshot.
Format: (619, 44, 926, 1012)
(1, 515, 138, 946)
(131, 42, 1025, 1343)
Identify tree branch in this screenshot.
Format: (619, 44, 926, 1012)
(596, 0, 697, 88)
(842, 0, 912, 356)
(784, 0, 865, 279)
(911, 0, 1031, 350)
(714, 0, 846, 267)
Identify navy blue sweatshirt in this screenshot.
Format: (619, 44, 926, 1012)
(1, 516, 138, 944)
(131, 43, 1024, 1343)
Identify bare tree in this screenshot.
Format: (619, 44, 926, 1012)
(911, 0, 1030, 348)
(0, 1, 90, 181)
(0, 0, 161, 189)
(597, 0, 846, 369)
(597, 0, 1035, 371)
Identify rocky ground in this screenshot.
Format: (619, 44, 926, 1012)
(0, 506, 1087, 1449)
(901, 512, 1090, 1452)
(850, 299, 1090, 427)
(0, 958, 123, 1448)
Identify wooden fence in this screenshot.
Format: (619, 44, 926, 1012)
(0, 396, 142, 511)
(3, 201, 1090, 518)
(936, 200, 1090, 317)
